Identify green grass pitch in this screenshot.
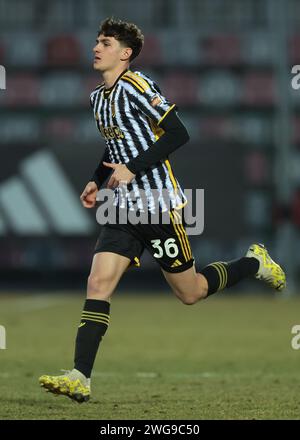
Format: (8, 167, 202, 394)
(0, 292, 300, 419)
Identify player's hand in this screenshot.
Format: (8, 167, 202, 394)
(80, 181, 98, 208)
(103, 162, 136, 189)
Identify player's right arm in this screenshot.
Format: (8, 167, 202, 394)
(80, 148, 111, 208)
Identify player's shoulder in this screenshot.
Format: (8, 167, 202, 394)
(121, 70, 160, 94)
(134, 71, 162, 93)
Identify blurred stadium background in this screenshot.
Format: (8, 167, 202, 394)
(1, 0, 300, 421)
(0, 0, 299, 292)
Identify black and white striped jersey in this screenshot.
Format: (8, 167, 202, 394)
(90, 69, 187, 214)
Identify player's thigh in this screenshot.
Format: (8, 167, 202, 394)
(88, 223, 144, 299)
(87, 251, 130, 299)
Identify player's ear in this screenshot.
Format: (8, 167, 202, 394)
(121, 47, 132, 61)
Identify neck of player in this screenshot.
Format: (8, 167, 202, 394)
(102, 64, 129, 90)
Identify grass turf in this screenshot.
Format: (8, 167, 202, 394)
(0, 292, 299, 419)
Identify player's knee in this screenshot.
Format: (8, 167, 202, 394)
(174, 289, 199, 305)
(87, 273, 115, 298)
(179, 295, 198, 305)
(178, 284, 207, 305)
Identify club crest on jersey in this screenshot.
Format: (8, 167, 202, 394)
(151, 95, 162, 108)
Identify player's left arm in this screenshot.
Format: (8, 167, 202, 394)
(125, 108, 189, 174)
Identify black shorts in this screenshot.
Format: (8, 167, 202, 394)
(94, 208, 194, 273)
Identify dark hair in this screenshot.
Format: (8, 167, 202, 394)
(98, 17, 144, 61)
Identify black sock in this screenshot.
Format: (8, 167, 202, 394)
(200, 257, 259, 296)
(74, 299, 110, 378)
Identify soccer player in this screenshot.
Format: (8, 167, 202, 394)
(39, 18, 286, 403)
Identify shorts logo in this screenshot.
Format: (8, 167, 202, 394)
(171, 259, 182, 267)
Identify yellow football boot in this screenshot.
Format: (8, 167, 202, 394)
(39, 369, 90, 403)
(246, 243, 286, 291)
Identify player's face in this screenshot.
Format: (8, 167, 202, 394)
(93, 35, 129, 72)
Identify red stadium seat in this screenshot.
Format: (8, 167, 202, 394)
(242, 73, 276, 105)
(5, 74, 39, 106)
(162, 73, 198, 105)
(46, 35, 82, 66)
(200, 34, 241, 66)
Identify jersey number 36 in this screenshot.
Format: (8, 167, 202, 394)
(151, 238, 179, 258)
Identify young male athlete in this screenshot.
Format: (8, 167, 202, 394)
(39, 18, 286, 403)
